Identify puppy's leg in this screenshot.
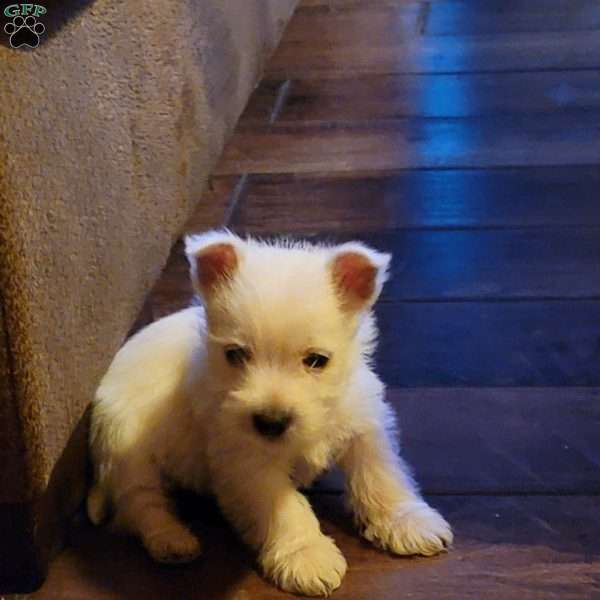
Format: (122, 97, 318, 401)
(112, 459, 201, 564)
(339, 427, 453, 556)
(213, 465, 346, 596)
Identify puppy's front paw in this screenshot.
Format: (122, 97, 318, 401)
(363, 499, 453, 557)
(261, 534, 347, 597)
(143, 524, 202, 564)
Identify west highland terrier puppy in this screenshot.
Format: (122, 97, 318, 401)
(87, 230, 452, 596)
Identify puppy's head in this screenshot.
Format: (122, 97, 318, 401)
(185, 231, 390, 454)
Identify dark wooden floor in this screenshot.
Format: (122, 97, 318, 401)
(29, 1, 600, 598)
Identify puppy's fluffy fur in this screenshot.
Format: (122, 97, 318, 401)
(88, 231, 452, 596)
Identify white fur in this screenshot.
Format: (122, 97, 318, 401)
(88, 231, 452, 596)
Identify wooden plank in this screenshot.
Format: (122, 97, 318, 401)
(393, 387, 600, 494)
(216, 112, 600, 175)
(299, 0, 422, 10)
(241, 71, 600, 124)
(229, 113, 600, 173)
(300, 0, 422, 6)
(284, 3, 422, 44)
(374, 228, 600, 300)
(319, 388, 600, 494)
(30, 495, 600, 599)
(267, 29, 600, 78)
(229, 168, 600, 232)
(426, 0, 600, 36)
(374, 301, 600, 387)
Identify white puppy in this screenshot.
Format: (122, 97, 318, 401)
(87, 231, 452, 596)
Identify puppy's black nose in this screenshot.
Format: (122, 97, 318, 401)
(252, 411, 292, 439)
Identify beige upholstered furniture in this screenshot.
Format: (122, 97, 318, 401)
(0, 0, 298, 591)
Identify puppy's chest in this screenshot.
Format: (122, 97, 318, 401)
(292, 439, 343, 488)
(159, 415, 210, 493)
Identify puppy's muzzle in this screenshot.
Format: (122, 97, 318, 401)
(252, 410, 293, 440)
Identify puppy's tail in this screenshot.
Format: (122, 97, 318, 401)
(87, 483, 109, 526)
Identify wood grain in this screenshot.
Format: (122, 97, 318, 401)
(300, 0, 424, 7)
(375, 301, 600, 387)
(267, 29, 600, 78)
(425, 0, 600, 35)
(291, 2, 422, 38)
(216, 112, 600, 174)
(393, 387, 600, 494)
(347, 229, 600, 301)
(229, 168, 600, 232)
(241, 71, 600, 124)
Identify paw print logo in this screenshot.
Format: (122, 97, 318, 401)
(4, 15, 45, 49)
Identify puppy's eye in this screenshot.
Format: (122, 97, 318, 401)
(303, 353, 330, 370)
(225, 346, 251, 367)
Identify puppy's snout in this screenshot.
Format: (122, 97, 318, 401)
(252, 410, 293, 440)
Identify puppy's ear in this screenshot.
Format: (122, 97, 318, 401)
(185, 231, 240, 297)
(329, 242, 391, 311)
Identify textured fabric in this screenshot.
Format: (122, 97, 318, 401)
(0, 0, 298, 505)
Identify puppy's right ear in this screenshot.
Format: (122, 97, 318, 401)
(329, 242, 391, 312)
(185, 231, 240, 298)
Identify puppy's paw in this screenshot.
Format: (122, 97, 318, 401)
(143, 524, 202, 564)
(262, 534, 347, 597)
(363, 499, 453, 557)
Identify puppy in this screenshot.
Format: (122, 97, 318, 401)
(87, 231, 452, 596)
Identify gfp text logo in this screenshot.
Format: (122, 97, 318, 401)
(4, 4, 47, 48)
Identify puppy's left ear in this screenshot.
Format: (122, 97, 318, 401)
(185, 230, 241, 298)
(329, 242, 391, 312)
